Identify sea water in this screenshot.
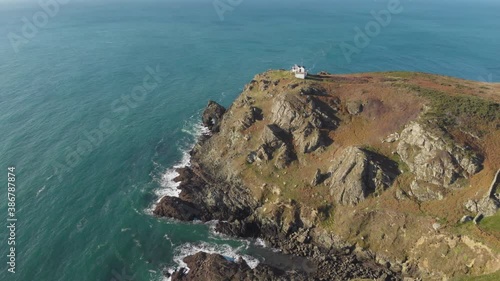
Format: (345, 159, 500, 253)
(0, 0, 499, 280)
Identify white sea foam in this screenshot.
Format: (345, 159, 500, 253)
(36, 185, 46, 197)
(154, 120, 210, 202)
(155, 149, 191, 200)
(164, 241, 260, 278)
(164, 233, 174, 247)
(255, 238, 267, 248)
(149, 117, 227, 281)
(208, 224, 253, 250)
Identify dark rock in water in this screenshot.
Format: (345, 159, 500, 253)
(153, 196, 201, 221)
(213, 217, 398, 281)
(170, 252, 306, 281)
(215, 220, 261, 238)
(202, 101, 226, 133)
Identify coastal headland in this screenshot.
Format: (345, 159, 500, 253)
(157, 70, 500, 280)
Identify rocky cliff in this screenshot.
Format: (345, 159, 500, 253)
(156, 70, 500, 280)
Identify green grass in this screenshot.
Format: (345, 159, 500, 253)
(405, 85, 500, 135)
(479, 211, 500, 233)
(266, 70, 294, 80)
(388, 152, 410, 174)
(318, 203, 335, 229)
(454, 270, 500, 281)
(383, 71, 417, 78)
(360, 145, 380, 153)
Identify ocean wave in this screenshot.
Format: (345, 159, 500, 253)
(36, 185, 46, 197)
(148, 115, 210, 214)
(155, 149, 191, 200)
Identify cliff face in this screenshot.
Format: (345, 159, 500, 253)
(157, 70, 500, 280)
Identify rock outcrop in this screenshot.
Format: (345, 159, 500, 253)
(325, 146, 399, 205)
(202, 101, 226, 133)
(271, 93, 338, 132)
(397, 122, 483, 201)
(240, 106, 262, 130)
(247, 124, 296, 168)
(465, 169, 500, 217)
(269, 94, 336, 156)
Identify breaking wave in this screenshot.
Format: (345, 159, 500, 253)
(152, 115, 210, 205)
(164, 241, 260, 279)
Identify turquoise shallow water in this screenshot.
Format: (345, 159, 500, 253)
(0, 0, 499, 280)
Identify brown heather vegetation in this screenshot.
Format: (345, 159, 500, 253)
(221, 70, 499, 279)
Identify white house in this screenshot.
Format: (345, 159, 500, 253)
(291, 64, 307, 79)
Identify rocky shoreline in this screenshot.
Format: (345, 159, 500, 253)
(155, 70, 500, 280)
(156, 101, 400, 280)
(157, 158, 400, 281)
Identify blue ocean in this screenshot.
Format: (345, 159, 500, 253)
(0, 0, 499, 280)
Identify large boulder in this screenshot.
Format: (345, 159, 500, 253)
(261, 124, 289, 150)
(153, 196, 202, 221)
(269, 95, 336, 156)
(202, 101, 226, 133)
(270, 95, 305, 131)
(170, 252, 306, 281)
(465, 169, 500, 217)
(325, 147, 399, 205)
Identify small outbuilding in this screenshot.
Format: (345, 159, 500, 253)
(291, 64, 307, 79)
